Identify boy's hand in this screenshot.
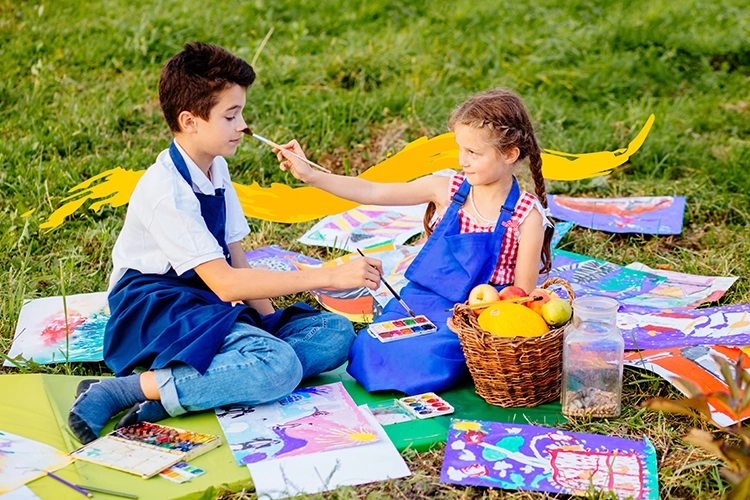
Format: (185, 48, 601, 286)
(328, 257, 383, 290)
(276, 139, 315, 183)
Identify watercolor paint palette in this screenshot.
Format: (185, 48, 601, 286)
(71, 422, 221, 478)
(398, 393, 454, 419)
(365, 399, 416, 426)
(367, 315, 438, 342)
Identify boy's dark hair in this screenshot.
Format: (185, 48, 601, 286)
(159, 42, 256, 132)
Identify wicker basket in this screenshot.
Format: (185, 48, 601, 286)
(452, 278, 576, 407)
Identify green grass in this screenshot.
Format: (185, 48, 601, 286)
(1, 0, 749, 497)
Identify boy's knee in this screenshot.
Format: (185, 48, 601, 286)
(263, 343, 303, 399)
(322, 314, 355, 364)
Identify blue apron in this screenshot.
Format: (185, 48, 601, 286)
(347, 177, 520, 394)
(104, 141, 316, 376)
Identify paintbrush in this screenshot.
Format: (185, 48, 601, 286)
(443, 295, 543, 312)
(241, 128, 332, 174)
(356, 248, 416, 318)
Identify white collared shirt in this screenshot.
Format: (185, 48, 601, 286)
(108, 142, 250, 290)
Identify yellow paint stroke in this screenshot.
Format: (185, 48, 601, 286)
(541, 114, 655, 181)
(39, 167, 145, 232)
(37, 115, 654, 228)
(451, 420, 483, 432)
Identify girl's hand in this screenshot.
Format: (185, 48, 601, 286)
(275, 139, 315, 183)
(329, 257, 383, 290)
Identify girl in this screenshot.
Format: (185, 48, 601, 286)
(277, 88, 554, 394)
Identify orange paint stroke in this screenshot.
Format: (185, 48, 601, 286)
(37, 115, 654, 228)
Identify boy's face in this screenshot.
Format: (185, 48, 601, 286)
(192, 84, 247, 160)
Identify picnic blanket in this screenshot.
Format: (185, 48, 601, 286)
(0, 367, 563, 500)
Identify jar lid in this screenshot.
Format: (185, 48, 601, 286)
(572, 296, 619, 321)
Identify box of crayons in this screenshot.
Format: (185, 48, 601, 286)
(71, 422, 221, 478)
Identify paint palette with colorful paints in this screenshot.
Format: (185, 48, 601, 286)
(398, 393, 455, 419)
(367, 315, 438, 343)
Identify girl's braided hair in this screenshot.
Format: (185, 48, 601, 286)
(423, 88, 553, 273)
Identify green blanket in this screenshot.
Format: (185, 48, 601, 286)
(0, 368, 563, 500)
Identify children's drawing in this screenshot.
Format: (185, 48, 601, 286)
(551, 220, 574, 249)
(302, 245, 424, 323)
(624, 346, 750, 426)
(619, 303, 750, 349)
(298, 204, 427, 252)
(0, 431, 72, 494)
(622, 262, 737, 309)
(363, 245, 423, 311)
(5, 292, 109, 366)
(440, 420, 658, 499)
(244, 245, 322, 271)
(543, 250, 665, 301)
(215, 383, 379, 465)
(548, 195, 685, 235)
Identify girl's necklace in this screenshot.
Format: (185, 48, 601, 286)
(468, 188, 497, 225)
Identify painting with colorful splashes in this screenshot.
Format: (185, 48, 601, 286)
(5, 292, 109, 366)
(624, 345, 750, 427)
(0, 430, 72, 494)
(548, 195, 685, 235)
(215, 382, 380, 465)
(297, 204, 427, 252)
(244, 245, 322, 271)
(440, 420, 658, 499)
(540, 250, 666, 301)
(622, 262, 737, 310)
(619, 303, 750, 349)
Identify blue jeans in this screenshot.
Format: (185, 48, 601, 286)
(153, 312, 354, 416)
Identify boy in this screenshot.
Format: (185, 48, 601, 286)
(68, 42, 382, 444)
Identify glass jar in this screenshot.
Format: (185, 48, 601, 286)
(561, 296, 623, 418)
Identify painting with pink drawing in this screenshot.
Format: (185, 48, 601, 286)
(5, 292, 109, 366)
(215, 382, 379, 465)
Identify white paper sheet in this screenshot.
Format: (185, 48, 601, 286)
(247, 406, 411, 499)
(0, 486, 41, 500)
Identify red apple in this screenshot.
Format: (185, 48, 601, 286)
(468, 284, 501, 315)
(497, 285, 528, 302)
(525, 288, 557, 316)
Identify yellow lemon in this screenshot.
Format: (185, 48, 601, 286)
(477, 303, 550, 338)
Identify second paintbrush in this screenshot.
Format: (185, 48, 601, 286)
(356, 249, 416, 318)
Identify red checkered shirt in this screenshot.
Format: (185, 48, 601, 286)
(436, 173, 537, 285)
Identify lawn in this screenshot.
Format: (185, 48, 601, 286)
(1, 0, 749, 498)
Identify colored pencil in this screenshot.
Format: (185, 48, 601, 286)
(75, 484, 139, 499)
(356, 248, 416, 318)
(242, 128, 332, 174)
(46, 471, 93, 498)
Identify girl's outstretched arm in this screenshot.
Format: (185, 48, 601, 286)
(514, 209, 545, 294)
(275, 139, 448, 207)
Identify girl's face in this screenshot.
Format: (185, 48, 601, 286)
(454, 124, 514, 186)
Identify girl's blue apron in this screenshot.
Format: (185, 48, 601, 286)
(347, 177, 520, 394)
(104, 141, 316, 377)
